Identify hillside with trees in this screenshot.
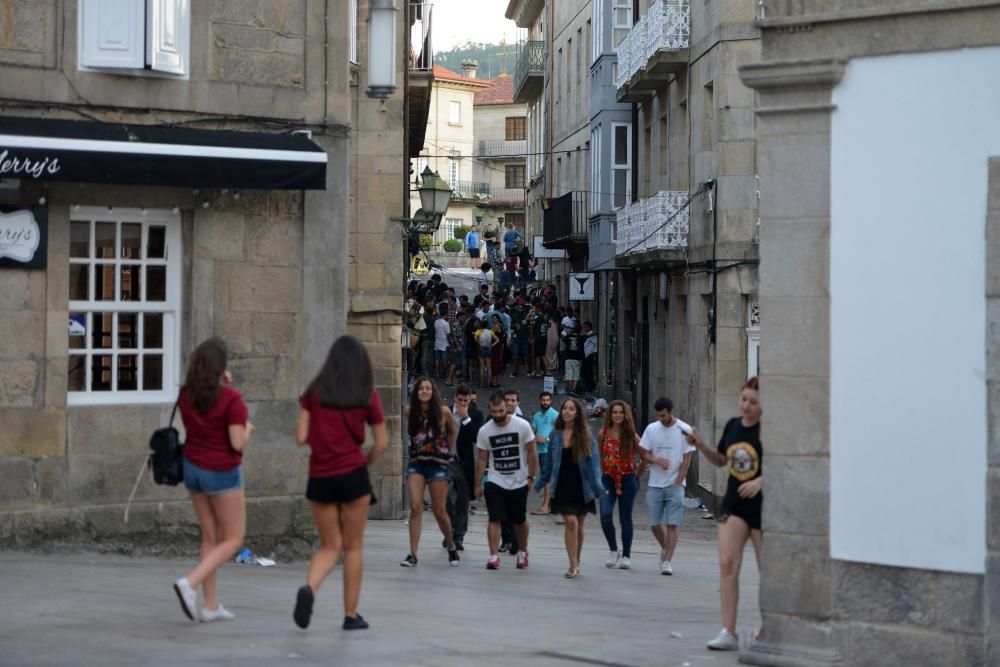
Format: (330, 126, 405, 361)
(435, 41, 520, 79)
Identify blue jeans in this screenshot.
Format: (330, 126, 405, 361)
(599, 474, 639, 557)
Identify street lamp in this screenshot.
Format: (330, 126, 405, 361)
(395, 166, 452, 235)
(366, 0, 397, 99)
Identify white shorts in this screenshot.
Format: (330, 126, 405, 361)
(564, 359, 581, 381)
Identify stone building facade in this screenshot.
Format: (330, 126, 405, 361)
(604, 0, 761, 482)
(0, 0, 415, 552)
(738, 1, 1000, 664)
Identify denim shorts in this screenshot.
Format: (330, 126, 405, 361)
(646, 485, 685, 526)
(183, 458, 243, 496)
(479, 347, 491, 358)
(512, 339, 530, 359)
(407, 460, 450, 482)
(537, 446, 552, 480)
(564, 359, 581, 381)
(434, 349, 449, 363)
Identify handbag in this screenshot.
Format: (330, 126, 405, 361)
(124, 397, 185, 523)
(149, 398, 185, 485)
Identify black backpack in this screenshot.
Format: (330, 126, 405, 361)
(149, 399, 184, 486)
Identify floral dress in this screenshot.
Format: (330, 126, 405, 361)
(599, 429, 639, 496)
(408, 417, 451, 466)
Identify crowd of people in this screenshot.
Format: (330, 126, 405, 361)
(168, 323, 762, 654)
(405, 275, 599, 397)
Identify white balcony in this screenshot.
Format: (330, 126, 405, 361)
(615, 191, 688, 259)
(615, 0, 690, 100)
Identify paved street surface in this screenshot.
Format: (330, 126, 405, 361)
(0, 512, 758, 667)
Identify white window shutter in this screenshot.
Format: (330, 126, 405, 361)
(79, 0, 145, 69)
(147, 0, 190, 75)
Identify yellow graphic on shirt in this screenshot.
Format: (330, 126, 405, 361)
(726, 442, 759, 482)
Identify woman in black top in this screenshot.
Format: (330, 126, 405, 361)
(687, 377, 762, 652)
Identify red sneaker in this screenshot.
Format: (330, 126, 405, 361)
(486, 555, 501, 570)
(516, 551, 529, 569)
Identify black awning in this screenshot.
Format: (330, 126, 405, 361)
(0, 116, 327, 190)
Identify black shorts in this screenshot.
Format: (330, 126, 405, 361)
(306, 466, 373, 504)
(720, 492, 762, 531)
(484, 482, 528, 525)
(469, 248, 480, 258)
(533, 339, 547, 357)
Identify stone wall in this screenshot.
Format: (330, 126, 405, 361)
(740, 3, 1000, 663)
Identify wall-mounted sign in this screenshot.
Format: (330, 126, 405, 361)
(533, 235, 567, 259)
(0, 206, 47, 269)
(569, 272, 595, 301)
(69, 314, 86, 337)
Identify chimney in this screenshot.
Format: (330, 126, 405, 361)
(461, 59, 478, 79)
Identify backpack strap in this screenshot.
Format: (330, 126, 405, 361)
(168, 394, 181, 426)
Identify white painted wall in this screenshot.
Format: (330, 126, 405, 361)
(829, 47, 1000, 575)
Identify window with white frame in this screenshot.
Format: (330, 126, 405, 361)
(349, 0, 358, 63)
(613, 0, 632, 46)
(590, 124, 601, 214)
(78, 0, 191, 76)
(592, 0, 601, 62)
(612, 122, 632, 209)
(415, 156, 428, 181)
(68, 208, 181, 405)
(449, 100, 462, 124)
(448, 160, 459, 189)
(613, 0, 632, 28)
(440, 217, 463, 244)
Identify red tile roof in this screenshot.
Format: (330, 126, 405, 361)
(432, 65, 493, 87)
(474, 74, 517, 106)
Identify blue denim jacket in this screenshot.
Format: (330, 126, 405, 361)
(533, 430, 606, 502)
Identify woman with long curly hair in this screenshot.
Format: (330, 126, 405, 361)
(402, 377, 459, 568)
(173, 338, 254, 623)
(292, 336, 388, 631)
(686, 377, 763, 651)
(598, 400, 644, 569)
(533, 397, 604, 578)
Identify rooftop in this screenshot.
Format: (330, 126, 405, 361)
(474, 73, 518, 106)
(431, 65, 493, 88)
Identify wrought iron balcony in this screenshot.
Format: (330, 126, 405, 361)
(513, 41, 545, 103)
(615, 191, 688, 260)
(615, 0, 690, 101)
(476, 138, 527, 160)
(543, 191, 589, 251)
(449, 181, 525, 206)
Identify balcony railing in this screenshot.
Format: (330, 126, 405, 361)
(513, 41, 545, 101)
(543, 191, 589, 250)
(615, 0, 690, 91)
(615, 191, 688, 256)
(476, 138, 527, 159)
(449, 181, 524, 206)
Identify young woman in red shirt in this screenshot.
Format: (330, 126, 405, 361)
(292, 336, 388, 631)
(598, 400, 644, 570)
(173, 338, 254, 623)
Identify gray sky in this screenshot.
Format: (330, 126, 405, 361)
(429, 0, 519, 51)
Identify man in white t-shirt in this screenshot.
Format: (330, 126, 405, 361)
(639, 396, 695, 575)
(475, 392, 537, 571)
(433, 303, 451, 379)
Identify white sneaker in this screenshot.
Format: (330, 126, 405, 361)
(660, 560, 673, 575)
(173, 577, 197, 622)
(618, 556, 632, 569)
(200, 605, 235, 622)
(605, 551, 621, 568)
(707, 628, 739, 651)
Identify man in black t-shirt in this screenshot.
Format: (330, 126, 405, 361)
(562, 324, 584, 396)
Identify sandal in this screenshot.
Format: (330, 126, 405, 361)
(564, 566, 579, 579)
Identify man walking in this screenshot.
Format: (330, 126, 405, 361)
(475, 392, 537, 570)
(581, 321, 598, 394)
(639, 397, 695, 575)
(530, 391, 558, 515)
(466, 224, 481, 269)
(563, 324, 584, 396)
(499, 389, 525, 553)
(446, 384, 484, 551)
(434, 303, 452, 380)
